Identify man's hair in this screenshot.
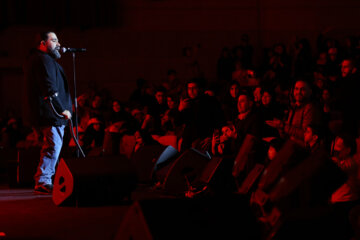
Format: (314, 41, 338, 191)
(34, 31, 53, 47)
(155, 86, 166, 94)
(295, 77, 312, 87)
(228, 80, 240, 89)
(261, 86, 275, 97)
(238, 89, 253, 102)
(187, 77, 205, 88)
(167, 94, 179, 103)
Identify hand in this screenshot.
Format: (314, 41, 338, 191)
(178, 98, 190, 112)
(201, 137, 212, 150)
(106, 121, 124, 133)
(141, 114, 152, 130)
(106, 125, 118, 133)
(161, 114, 169, 124)
(265, 119, 283, 129)
(212, 132, 220, 145)
(143, 114, 152, 123)
(331, 156, 339, 163)
(61, 110, 72, 120)
(217, 143, 225, 155)
(211, 131, 220, 154)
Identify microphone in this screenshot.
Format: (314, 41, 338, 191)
(60, 47, 87, 53)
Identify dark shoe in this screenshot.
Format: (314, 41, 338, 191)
(34, 184, 53, 194)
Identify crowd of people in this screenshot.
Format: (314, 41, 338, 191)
(1, 31, 360, 238)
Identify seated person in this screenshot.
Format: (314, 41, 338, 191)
(1, 118, 27, 148)
(161, 95, 181, 136)
(211, 123, 237, 156)
(175, 78, 225, 152)
(106, 100, 137, 134)
(211, 90, 264, 157)
(207, 91, 265, 193)
(221, 81, 240, 122)
(328, 132, 360, 239)
(258, 87, 284, 138)
(82, 118, 105, 155)
(133, 129, 161, 153)
(266, 80, 322, 145)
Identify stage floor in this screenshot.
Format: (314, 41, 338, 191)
(0, 186, 134, 240)
(0, 185, 262, 240)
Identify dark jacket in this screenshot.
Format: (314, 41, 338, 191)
(284, 102, 321, 142)
(332, 72, 360, 135)
(176, 94, 226, 151)
(23, 49, 72, 127)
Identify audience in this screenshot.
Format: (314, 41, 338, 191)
(2, 31, 360, 239)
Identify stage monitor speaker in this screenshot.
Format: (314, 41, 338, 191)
(115, 197, 262, 240)
(196, 156, 224, 184)
(131, 145, 178, 184)
(162, 148, 211, 195)
(237, 163, 265, 194)
(53, 155, 137, 207)
(232, 134, 257, 178)
(114, 201, 153, 240)
(257, 139, 304, 192)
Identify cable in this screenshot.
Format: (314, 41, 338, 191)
(46, 97, 86, 158)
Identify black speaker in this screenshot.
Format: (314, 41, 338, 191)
(114, 201, 153, 240)
(131, 145, 166, 184)
(131, 145, 178, 184)
(53, 155, 138, 206)
(232, 134, 257, 179)
(115, 197, 262, 240)
(195, 156, 224, 184)
(257, 139, 304, 192)
(237, 163, 265, 194)
(162, 148, 211, 195)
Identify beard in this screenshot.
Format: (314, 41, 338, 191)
(48, 47, 61, 59)
(294, 95, 305, 103)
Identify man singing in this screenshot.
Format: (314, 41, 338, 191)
(23, 31, 72, 194)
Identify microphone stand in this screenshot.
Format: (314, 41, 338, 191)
(72, 52, 80, 158)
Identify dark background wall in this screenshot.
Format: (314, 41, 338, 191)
(1, 0, 360, 118)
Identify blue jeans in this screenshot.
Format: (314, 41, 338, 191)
(34, 125, 65, 186)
